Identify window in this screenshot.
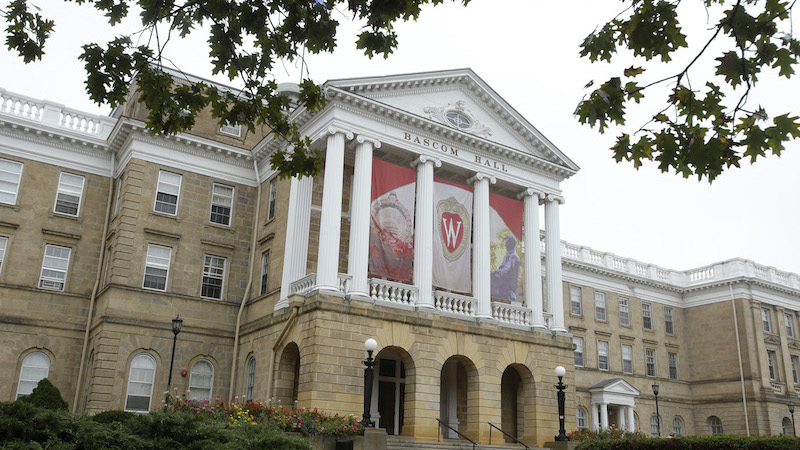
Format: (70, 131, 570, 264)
(664, 307, 674, 334)
(598, 341, 609, 371)
(54, 172, 85, 216)
(0, 158, 23, 204)
(708, 416, 723, 435)
(645, 348, 656, 377)
(763, 308, 772, 333)
(787, 314, 794, 338)
(125, 354, 155, 412)
(143, 244, 171, 291)
(650, 414, 660, 436)
(245, 357, 256, 402)
(576, 407, 588, 429)
(768, 350, 777, 380)
(188, 360, 214, 401)
(39, 244, 71, 291)
(260, 250, 270, 295)
(783, 417, 793, 436)
(792, 356, 799, 384)
(210, 183, 234, 226)
(154, 170, 182, 215)
(0, 236, 7, 275)
(619, 297, 630, 326)
(622, 344, 633, 374)
(201, 255, 226, 299)
(267, 177, 278, 221)
(573, 336, 584, 367)
(668, 352, 678, 380)
(595, 292, 606, 321)
(673, 416, 683, 437)
(220, 123, 242, 137)
(642, 303, 653, 330)
(16, 352, 50, 399)
(570, 286, 582, 316)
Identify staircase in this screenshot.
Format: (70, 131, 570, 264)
(387, 435, 544, 450)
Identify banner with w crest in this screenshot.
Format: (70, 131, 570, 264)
(432, 178, 473, 293)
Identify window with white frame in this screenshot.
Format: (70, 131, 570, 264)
(125, 354, 156, 412)
(0, 158, 23, 205)
(16, 352, 50, 399)
(595, 292, 606, 321)
(210, 183, 234, 226)
(622, 344, 633, 374)
(154, 171, 182, 215)
(792, 355, 799, 385)
(245, 357, 256, 402)
(0, 236, 7, 275)
(577, 407, 588, 429)
(668, 352, 678, 380)
(267, 177, 278, 221)
(619, 297, 630, 326)
(763, 308, 772, 333)
(768, 350, 778, 380)
(664, 307, 674, 334)
(645, 348, 656, 377)
(54, 172, 85, 216)
(39, 244, 71, 291)
(786, 314, 794, 338)
(673, 416, 683, 437)
(573, 336, 584, 367)
(598, 340, 609, 371)
(201, 255, 226, 299)
(188, 359, 214, 401)
(642, 302, 653, 330)
(570, 286, 582, 316)
(143, 244, 171, 291)
(708, 416, 723, 435)
(260, 250, 270, 295)
(650, 414, 660, 437)
(219, 123, 242, 137)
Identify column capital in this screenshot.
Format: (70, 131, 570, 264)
(326, 126, 354, 140)
(411, 155, 441, 168)
(545, 193, 565, 204)
(518, 188, 545, 200)
(355, 134, 381, 148)
(467, 172, 496, 185)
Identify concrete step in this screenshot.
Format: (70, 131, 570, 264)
(386, 435, 539, 450)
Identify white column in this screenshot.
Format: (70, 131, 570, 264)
(412, 156, 440, 310)
(347, 135, 379, 301)
(544, 194, 566, 332)
(627, 406, 636, 432)
(277, 175, 313, 309)
(520, 188, 545, 328)
(591, 403, 600, 431)
(468, 172, 495, 319)
(600, 403, 609, 429)
(618, 406, 626, 430)
(316, 127, 352, 293)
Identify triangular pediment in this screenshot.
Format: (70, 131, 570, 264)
(589, 378, 641, 396)
(325, 69, 579, 175)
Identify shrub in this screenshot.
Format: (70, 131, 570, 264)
(18, 378, 68, 411)
(570, 427, 646, 441)
(575, 435, 800, 450)
(91, 409, 137, 424)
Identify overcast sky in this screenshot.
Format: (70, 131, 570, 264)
(2, 0, 799, 275)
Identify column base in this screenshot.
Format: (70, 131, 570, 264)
(310, 286, 345, 298)
(346, 292, 372, 303)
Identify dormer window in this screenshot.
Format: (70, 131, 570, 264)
(219, 123, 242, 137)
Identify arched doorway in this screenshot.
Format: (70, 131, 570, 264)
(274, 342, 300, 406)
(440, 355, 479, 440)
(371, 347, 411, 435)
(499, 364, 536, 444)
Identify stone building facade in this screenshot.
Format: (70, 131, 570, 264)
(1, 69, 798, 446)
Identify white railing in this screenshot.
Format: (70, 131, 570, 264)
(688, 267, 715, 282)
(0, 89, 44, 120)
(491, 302, 531, 326)
(338, 274, 352, 294)
(289, 274, 316, 295)
(0, 88, 115, 139)
(370, 278, 417, 306)
(434, 291, 477, 317)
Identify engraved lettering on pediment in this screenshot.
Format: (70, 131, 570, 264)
(764, 335, 781, 345)
(423, 100, 492, 138)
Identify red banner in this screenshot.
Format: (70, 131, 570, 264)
(369, 159, 416, 281)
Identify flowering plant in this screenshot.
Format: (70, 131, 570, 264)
(568, 426, 647, 441)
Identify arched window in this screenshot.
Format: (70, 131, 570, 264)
(708, 416, 723, 435)
(125, 354, 156, 412)
(634, 412, 639, 431)
(672, 416, 684, 437)
(245, 357, 256, 402)
(650, 414, 660, 436)
(782, 417, 793, 436)
(16, 352, 51, 399)
(576, 407, 588, 429)
(188, 359, 214, 401)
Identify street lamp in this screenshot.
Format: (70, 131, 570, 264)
(652, 383, 661, 437)
(361, 338, 378, 429)
(167, 315, 183, 390)
(554, 365, 569, 441)
(789, 403, 796, 437)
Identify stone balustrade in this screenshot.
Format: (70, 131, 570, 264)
(370, 278, 417, 307)
(491, 302, 531, 326)
(434, 291, 476, 317)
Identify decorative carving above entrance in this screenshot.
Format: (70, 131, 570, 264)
(424, 101, 492, 138)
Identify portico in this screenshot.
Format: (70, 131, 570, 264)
(588, 379, 640, 432)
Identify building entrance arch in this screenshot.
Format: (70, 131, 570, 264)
(439, 355, 479, 440)
(371, 347, 412, 435)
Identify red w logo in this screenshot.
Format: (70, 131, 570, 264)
(441, 213, 463, 253)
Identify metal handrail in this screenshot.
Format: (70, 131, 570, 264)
(436, 418, 477, 449)
(488, 422, 529, 449)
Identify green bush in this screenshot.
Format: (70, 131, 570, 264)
(91, 409, 137, 424)
(575, 435, 800, 450)
(18, 378, 68, 411)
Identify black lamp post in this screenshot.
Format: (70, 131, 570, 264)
(554, 365, 569, 441)
(167, 315, 183, 390)
(361, 338, 378, 429)
(652, 383, 661, 437)
(790, 403, 796, 437)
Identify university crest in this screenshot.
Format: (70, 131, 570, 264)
(436, 196, 470, 262)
